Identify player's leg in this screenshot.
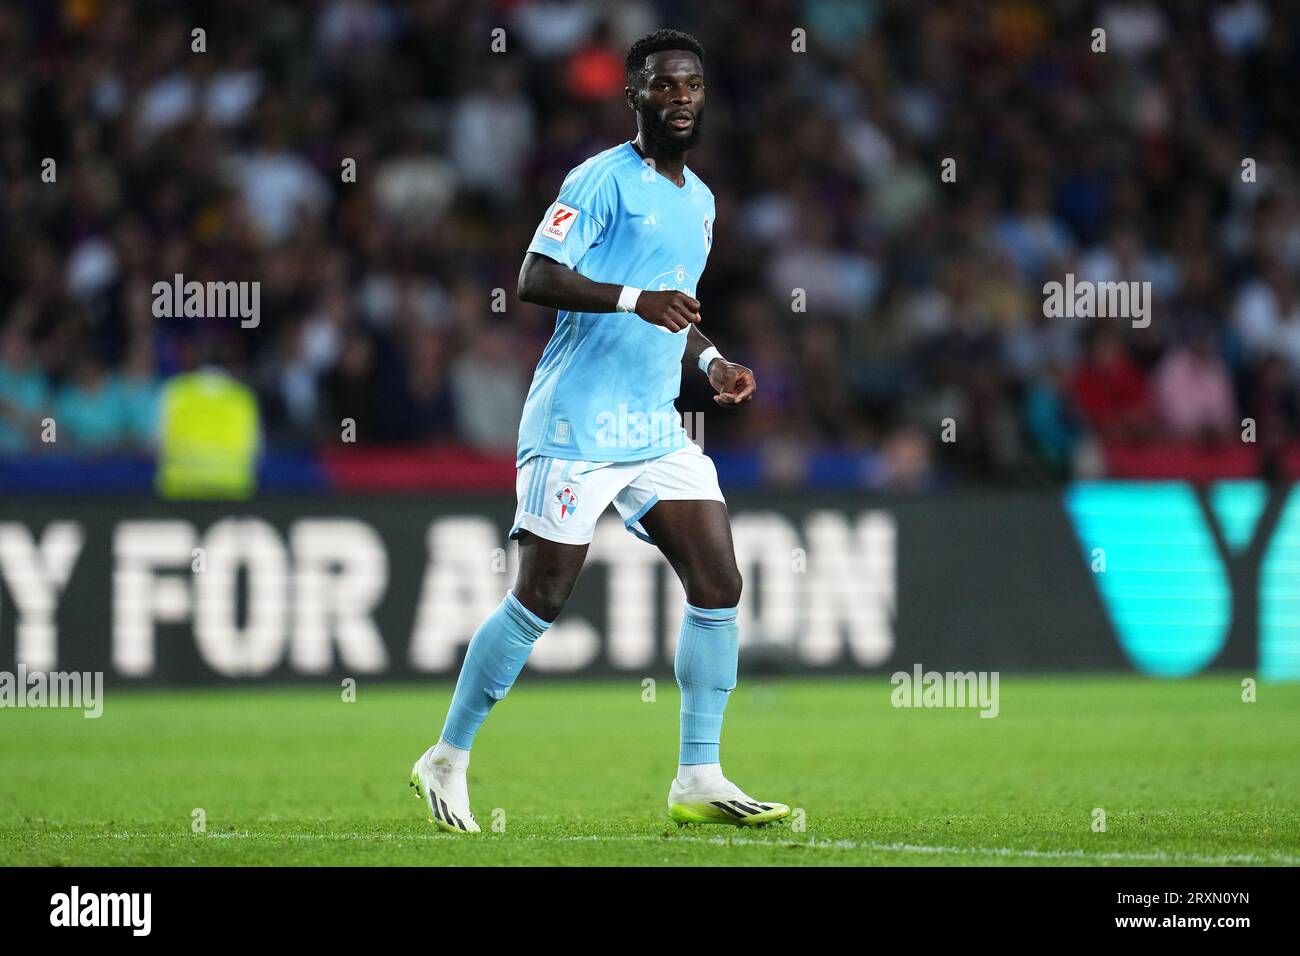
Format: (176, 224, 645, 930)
(637, 496, 790, 827)
(639, 498, 744, 773)
(437, 530, 587, 747)
(413, 454, 603, 833)
(412, 532, 587, 832)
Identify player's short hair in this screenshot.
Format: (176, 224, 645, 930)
(625, 29, 704, 88)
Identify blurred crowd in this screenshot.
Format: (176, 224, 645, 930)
(1, 0, 1298, 485)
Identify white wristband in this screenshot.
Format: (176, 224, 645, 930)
(697, 346, 722, 374)
(616, 286, 642, 313)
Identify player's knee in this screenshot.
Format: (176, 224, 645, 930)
(513, 579, 571, 623)
(690, 567, 742, 610)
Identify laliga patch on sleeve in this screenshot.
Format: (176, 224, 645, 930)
(542, 202, 579, 242)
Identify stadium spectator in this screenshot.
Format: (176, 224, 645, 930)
(54, 353, 129, 451)
(1241, 353, 1300, 450)
(1152, 325, 1238, 441)
(449, 323, 528, 455)
(0, 325, 48, 452)
(1070, 325, 1156, 440)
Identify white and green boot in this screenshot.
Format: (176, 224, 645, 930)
(668, 774, 790, 828)
(409, 747, 480, 834)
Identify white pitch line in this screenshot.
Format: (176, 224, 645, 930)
(546, 834, 1300, 866)
(34, 830, 1300, 865)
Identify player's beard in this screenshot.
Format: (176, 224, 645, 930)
(639, 102, 704, 156)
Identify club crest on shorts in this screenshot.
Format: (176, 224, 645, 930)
(555, 485, 578, 520)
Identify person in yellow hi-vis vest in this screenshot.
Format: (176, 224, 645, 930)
(155, 367, 261, 499)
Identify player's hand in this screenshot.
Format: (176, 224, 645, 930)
(634, 290, 701, 332)
(707, 360, 756, 406)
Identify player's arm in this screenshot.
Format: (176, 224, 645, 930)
(517, 253, 702, 332)
(684, 323, 756, 406)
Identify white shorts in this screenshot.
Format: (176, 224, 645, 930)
(509, 441, 725, 546)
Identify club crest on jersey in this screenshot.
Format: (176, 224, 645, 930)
(703, 215, 712, 251)
(543, 202, 578, 241)
(555, 485, 578, 520)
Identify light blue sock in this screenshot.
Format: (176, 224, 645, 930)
(439, 591, 550, 750)
(675, 602, 739, 765)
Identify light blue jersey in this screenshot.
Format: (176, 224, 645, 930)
(518, 141, 716, 466)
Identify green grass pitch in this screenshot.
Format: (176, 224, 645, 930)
(1, 675, 1297, 866)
